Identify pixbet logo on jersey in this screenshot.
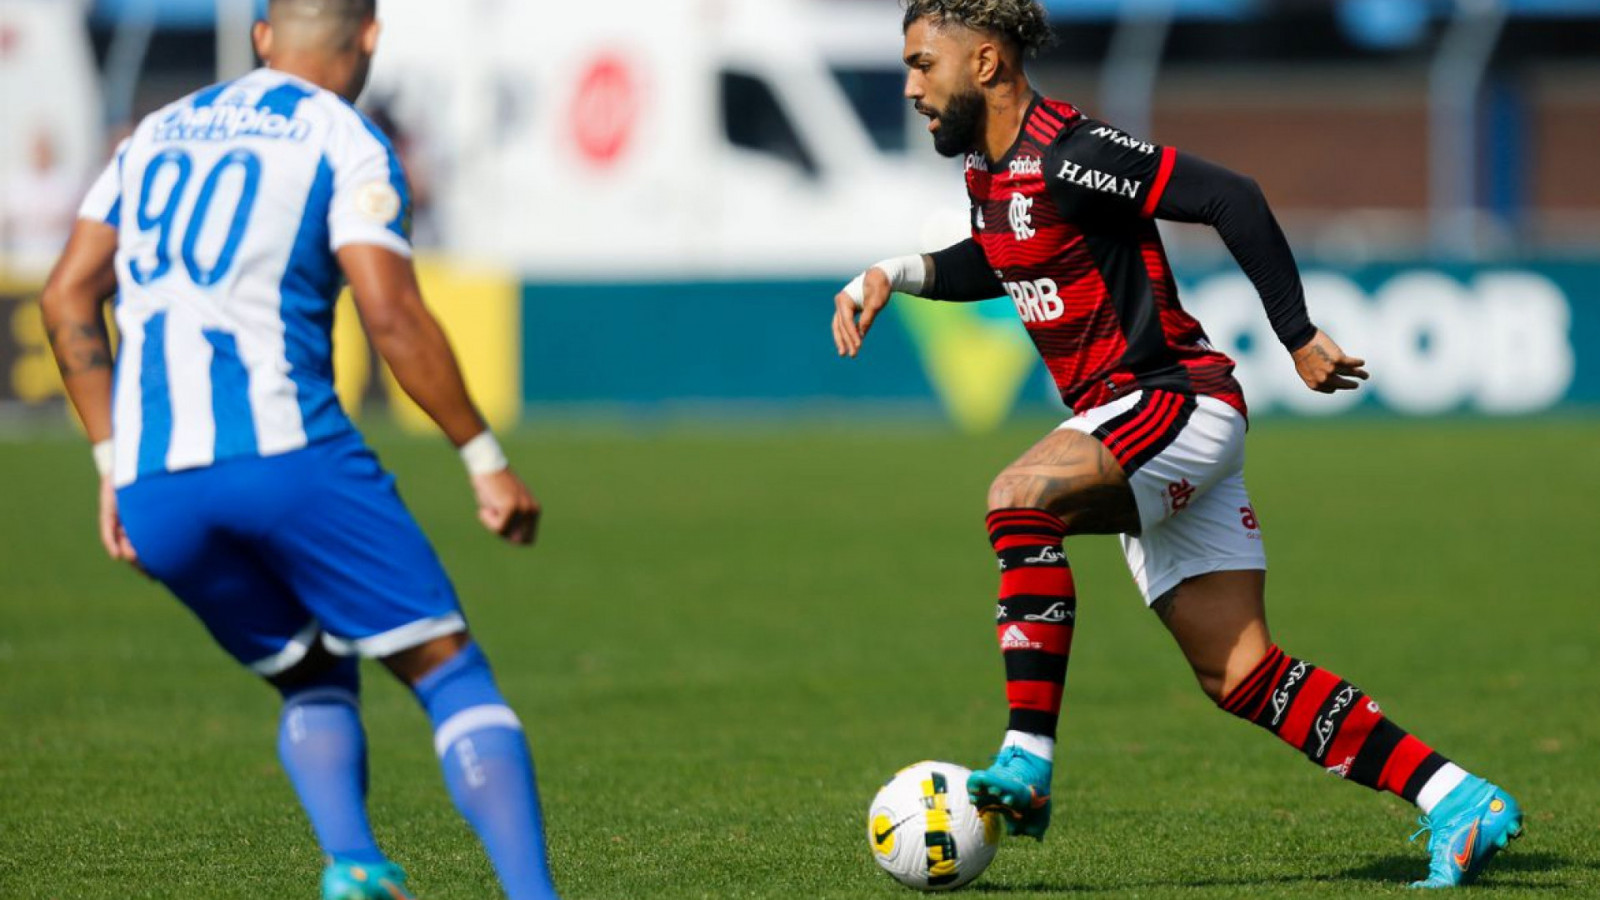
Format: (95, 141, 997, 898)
(1004, 278, 1064, 324)
(1009, 156, 1043, 177)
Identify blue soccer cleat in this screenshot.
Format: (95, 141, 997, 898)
(322, 859, 417, 900)
(1409, 777, 1523, 889)
(968, 746, 1053, 840)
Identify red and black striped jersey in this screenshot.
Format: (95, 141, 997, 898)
(964, 96, 1246, 417)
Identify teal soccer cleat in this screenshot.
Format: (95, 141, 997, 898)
(322, 860, 417, 900)
(1410, 777, 1523, 888)
(968, 746, 1053, 840)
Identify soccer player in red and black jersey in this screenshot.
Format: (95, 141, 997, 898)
(831, 1, 1520, 888)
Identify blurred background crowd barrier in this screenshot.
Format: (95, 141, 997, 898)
(2, 0, 1596, 432)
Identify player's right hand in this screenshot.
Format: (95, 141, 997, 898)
(472, 468, 541, 546)
(1291, 329, 1369, 393)
(833, 267, 892, 358)
(98, 475, 141, 570)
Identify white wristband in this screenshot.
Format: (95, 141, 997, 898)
(92, 439, 113, 478)
(459, 431, 509, 477)
(842, 254, 928, 310)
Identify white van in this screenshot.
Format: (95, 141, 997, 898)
(366, 0, 969, 278)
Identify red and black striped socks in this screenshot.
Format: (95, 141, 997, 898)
(987, 509, 1076, 750)
(1220, 645, 1468, 811)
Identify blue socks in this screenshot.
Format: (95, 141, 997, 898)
(275, 643, 556, 899)
(277, 660, 386, 865)
(413, 642, 557, 900)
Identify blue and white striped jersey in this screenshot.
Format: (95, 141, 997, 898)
(79, 68, 411, 487)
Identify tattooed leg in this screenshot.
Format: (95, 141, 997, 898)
(976, 426, 1137, 801)
(987, 427, 1138, 534)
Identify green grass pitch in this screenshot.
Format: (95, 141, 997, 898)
(2, 417, 1597, 898)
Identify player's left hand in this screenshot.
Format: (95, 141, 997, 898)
(1291, 329, 1369, 393)
(472, 468, 541, 546)
(833, 267, 892, 357)
(98, 475, 143, 572)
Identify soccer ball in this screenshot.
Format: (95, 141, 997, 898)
(867, 760, 1003, 891)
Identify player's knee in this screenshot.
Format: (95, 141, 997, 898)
(383, 630, 473, 687)
(268, 642, 358, 699)
(986, 468, 1064, 517)
(987, 472, 1102, 536)
(986, 471, 1031, 513)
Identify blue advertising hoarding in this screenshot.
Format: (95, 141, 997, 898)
(520, 261, 1600, 429)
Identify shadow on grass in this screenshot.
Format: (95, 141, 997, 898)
(1343, 851, 1570, 889)
(961, 852, 1571, 894)
(966, 876, 1357, 895)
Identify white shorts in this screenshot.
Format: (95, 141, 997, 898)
(1060, 390, 1266, 605)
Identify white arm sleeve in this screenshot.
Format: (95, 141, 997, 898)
(840, 254, 928, 309)
(327, 112, 413, 258)
(77, 140, 130, 226)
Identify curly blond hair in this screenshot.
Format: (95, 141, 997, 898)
(902, 0, 1054, 56)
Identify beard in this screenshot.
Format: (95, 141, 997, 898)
(926, 88, 986, 158)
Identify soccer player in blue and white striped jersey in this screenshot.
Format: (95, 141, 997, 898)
(41, 2, 561, 898)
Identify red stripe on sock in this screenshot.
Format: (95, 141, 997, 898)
(1323, 697, 1382, 773)
(1378, 735, 1433, 796)
(987, 509, 1067, 531)
(1006, 680, 1064, 712)
(1278, 668, 1340, 749)
(1243, 654, 1292, 722)
(999, 566, 1075, 599)
(991, 533, 1063, 552)
(1221, 645, 1284, 713)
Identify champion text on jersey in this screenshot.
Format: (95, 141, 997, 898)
(1089, 125, 1156, 155)
(1055, 159, 1141, 200)
(154, 103, 312, 143)
(1008, 192, 1036, 241)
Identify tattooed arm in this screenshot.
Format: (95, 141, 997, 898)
(41, 219, 140, 565)
(40, 220, 120, 442)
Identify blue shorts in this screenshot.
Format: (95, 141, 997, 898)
(117, 432, 464, 676)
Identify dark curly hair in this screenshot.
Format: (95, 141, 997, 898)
(902, 0, 1054, 57)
